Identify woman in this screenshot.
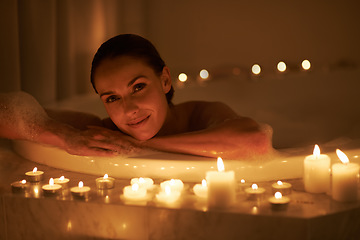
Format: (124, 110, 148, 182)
(0, 34, 272, 159)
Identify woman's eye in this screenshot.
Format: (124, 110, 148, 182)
(105, 95, 120, 103)
(133, 83, 146, 93)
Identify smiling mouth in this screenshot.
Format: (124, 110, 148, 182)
(127, 115, 150, 128)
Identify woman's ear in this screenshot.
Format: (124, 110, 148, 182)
(161, 66, 172, 94)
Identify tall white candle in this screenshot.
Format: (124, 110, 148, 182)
(303, 144, 331, 193)
(332, 149, 360, 202)
(205, 157, 236, 207)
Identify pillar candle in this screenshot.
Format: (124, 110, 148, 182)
(205, 157, 236, 207)
(303, 144, 331, 193)
(332, 149, 360, 202)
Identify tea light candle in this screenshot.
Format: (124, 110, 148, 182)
(206, 157, 236, 207)
(160, 179, 184, 192)
(42, 178, 62, 195)
(332, 149, 360, 202)
(156, 185, 181, 203)
(272, 180, 292, 195)
(269, 192, 290, 210)
(304, 144, 331, 193)
(53, 176, 70, 188)
(245, 184, 266, 200)
(193, 179, 208, 198)
(11, 179, 29, 193)
(96, 174, 115, 189)
(130, 177, 154, 190)
(71, 181, 90, 199)
(123, 183, 147, 201)
(25, 167, 44, 182)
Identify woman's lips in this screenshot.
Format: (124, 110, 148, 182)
(127, 115, 150, 128)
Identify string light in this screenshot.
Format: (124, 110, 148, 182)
(277, 61, 287, 72)
(178, 73, 188, 82)
(302, 59, 311, 70)
(251, 64, 261, 75)
(199, 69, 209, 80)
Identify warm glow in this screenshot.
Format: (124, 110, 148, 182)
(165, 185, 171, 195)
(252, 184, 258, 190)
(217, 157, 225, 172)
(132, 183, 139, 191)
(49, 178, 54, 185)
(275, 192, 283, 199)
(21, 180, 26, 184)
(178, 73, 188, 82)
(170, 179, 175, 185)
(241, 179, 245, 184)
(59, 176, 65, 181)
(103, 174, 108, 179)
(33, 167, 37, 173)
(277, 61, 287, 72)
(201, 179, 207, 187)
(302, 60, 311, 70)
(78, 181, 84, 188)
(252, 64, 261, 75)
(277, 180, 283, 186)
(139, 177, 145, 183)
(313, 144, 320, 157)
(199, 69, 209, 80)
(336, 149, 350, 164)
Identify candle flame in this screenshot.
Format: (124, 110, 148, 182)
(217, 157, 225, 172)
(103, 174, 108, 179)
(241, 179, 245, 184)
(313, 144, 320, 157)
(336, 149, 349, 164)
(132, 183, 139, 191)
(78, 181, 84, 188)
(252, 184, 258, 190)
(59, 176, 65, 180)
(21, 180, 26, 184)
(170, 179, 175, 185)
(165, 185, 171, 195)
(139, 177, 145, 183)
(275, 192, 282, 199)
(277, 180, 283, 186)
(201, 179, 207, 187)
(33, 167, 37, 173)
(49, 178, 54, 185)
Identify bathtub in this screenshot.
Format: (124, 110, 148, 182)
(13, 68, 360, 182)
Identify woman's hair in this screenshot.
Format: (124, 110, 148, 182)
(90, 34, 174, 103)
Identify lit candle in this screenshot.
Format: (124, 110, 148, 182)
(271, 180, 292, 196)
(96, 174, 115, 189)
(269, 192, 290, 210)
(53, 176, 70, 188)
(205, 157, 236, 207)
(42, 178, 62, 195)
(156, 185, 181, 203)
(123, 183, 147, 201)
(160, 179, 184, 192)
(11, 179, 29, 193)
(332, 149, 360, 202)
(303, 144, 331, 193)
(25, 167, 44, 182)
(193, 179, 208, 198)
(70, 181, 91, 199)
(245, 184, 266, 200)
(130, 177, 154, 190)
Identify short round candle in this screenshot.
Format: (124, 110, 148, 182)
(53, 176, 70, 188)
(71, 181, 91, 199)
(96, 174, 115, 189)
(25, 167, 44, 182)
(160, 179, 184, 192)
(156, 185, 181, 203)
(42, 178, 62, 195)
(193, 179, 208, 198)
(11, 179, 29, 193)
(123, 183, 147, 201)
(130, 177, 154, 190)
(303, 144, 331, 193)
(269, 192, 290, 210)
(245, 184, 266, 200)
(271, 180, 292, 195)
(332, 149, 360, 202)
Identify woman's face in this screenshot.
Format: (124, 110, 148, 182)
(93, 56, 172, 140)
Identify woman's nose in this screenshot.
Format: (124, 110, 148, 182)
(122, 98, 139, 116)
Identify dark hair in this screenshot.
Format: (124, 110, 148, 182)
(90, 34, 174, 103)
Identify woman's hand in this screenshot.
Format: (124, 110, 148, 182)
(60, 125, 140, 157)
